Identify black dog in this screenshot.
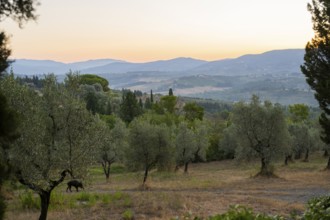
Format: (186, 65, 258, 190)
(66, 180, 84, 192)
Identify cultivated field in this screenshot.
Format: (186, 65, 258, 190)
(5, 153, 330, 220)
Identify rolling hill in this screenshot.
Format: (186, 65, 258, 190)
(10, 49, 316, 106)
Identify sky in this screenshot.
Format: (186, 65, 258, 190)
(2, 0, 314, 63)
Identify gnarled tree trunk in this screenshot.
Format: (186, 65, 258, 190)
(259, 157, 272, 176)
(143, 166, 149, 185)
(17, 169, 72, 220)
(184, 162, 189, 174)
(284, 155, 293, 165)
(101, 161, 111, 182)
(39, 190, 51, 220)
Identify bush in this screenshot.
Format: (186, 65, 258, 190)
(122, 209, 134, 220)
(209, 205, 284, 220)
(303, 196, 330, 220)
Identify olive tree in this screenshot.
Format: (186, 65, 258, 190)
(192, 120, 209, 162)
(98, 118, 127, 181)
(218, 126, 238, 160)
(289, 123, 310, 160)
(0, 1, 38, 217)
(232, 96, 290, 176)
(288, 123, 319, 162)
(126, 118, 172, 186)
(0, 75, 98, 220)
(175, 121, 196, 173)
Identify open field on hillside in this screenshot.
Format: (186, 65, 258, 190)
(5, 153, 330, 220)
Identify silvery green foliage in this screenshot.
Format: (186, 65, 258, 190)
(218, 125, 240, 160)
(232, 96, 290, 174)
(175, 121, 196, 165)
(289, 121, 323, 159)
(289, 123, 310, 155)
(42, 75, 97, 179)
(1, 75, 48, 189)
(126, 118, 172, 173)
(0, 74, 97, 190)
(97, 117, 128, 179)
(193, 120, 209, 162)
(109, 118, 128, 162)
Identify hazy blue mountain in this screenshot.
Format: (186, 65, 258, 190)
(81, 57, 207, 74)
(135, 57, 207, 72)
(10, 49, 304, 76)
(10, 58, 123, 75)
(10, 59, 67, 75)
(192, 49, 304, 76)
(67, 59, 123, 71)
(81, 62, 138, 74)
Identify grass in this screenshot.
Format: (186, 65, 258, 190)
(4, 153, 330, 220)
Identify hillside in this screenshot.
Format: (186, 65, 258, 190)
(10, 49, 317, 106)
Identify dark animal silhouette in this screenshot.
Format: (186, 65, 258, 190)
(66, 180, 84, 192)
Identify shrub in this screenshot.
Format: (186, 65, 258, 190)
(209, 205, 284, 220)
(122, 209, 134, 220)
(303, 196, 330, 220)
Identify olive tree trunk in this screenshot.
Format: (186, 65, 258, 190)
(184, 162, 189, 174)
(39, 190, 51, 220)
(259, 157, 272, 176)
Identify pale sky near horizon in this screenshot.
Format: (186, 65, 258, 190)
(2, 0, 314, 63)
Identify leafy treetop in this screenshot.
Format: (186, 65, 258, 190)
(80, 74, 110, 91)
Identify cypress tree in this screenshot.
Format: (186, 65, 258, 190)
(150, 90, 154, 103)
(301, 0, 330, 145)
(119, 90, 142, 124)
(169, 88, 173, 96)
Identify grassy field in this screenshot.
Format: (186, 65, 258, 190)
(4, 153, 330, 220)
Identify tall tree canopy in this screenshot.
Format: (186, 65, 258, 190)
(120, 90, 142, 124)
(80, 74, 110, 92)
(232, 96, 290, 176)
(288, 104, 310, 123)
(183, 102, 204, 122)
(301, 0, 330, 144)
(0, 1, 39, 219)
(175, 121, 196, 173)
(97, 118, 127, 181)
(0, 75, 99, 220)
(127, 118, 172, 186)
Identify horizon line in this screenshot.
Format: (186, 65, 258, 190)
(9, 48, 304, 64)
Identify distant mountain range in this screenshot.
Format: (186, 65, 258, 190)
(10, 49, 304, 76)
(10, 58, 122, 75)
(9, 49, 317, 106)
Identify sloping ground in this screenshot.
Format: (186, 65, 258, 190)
(6, 155, 330, 220)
